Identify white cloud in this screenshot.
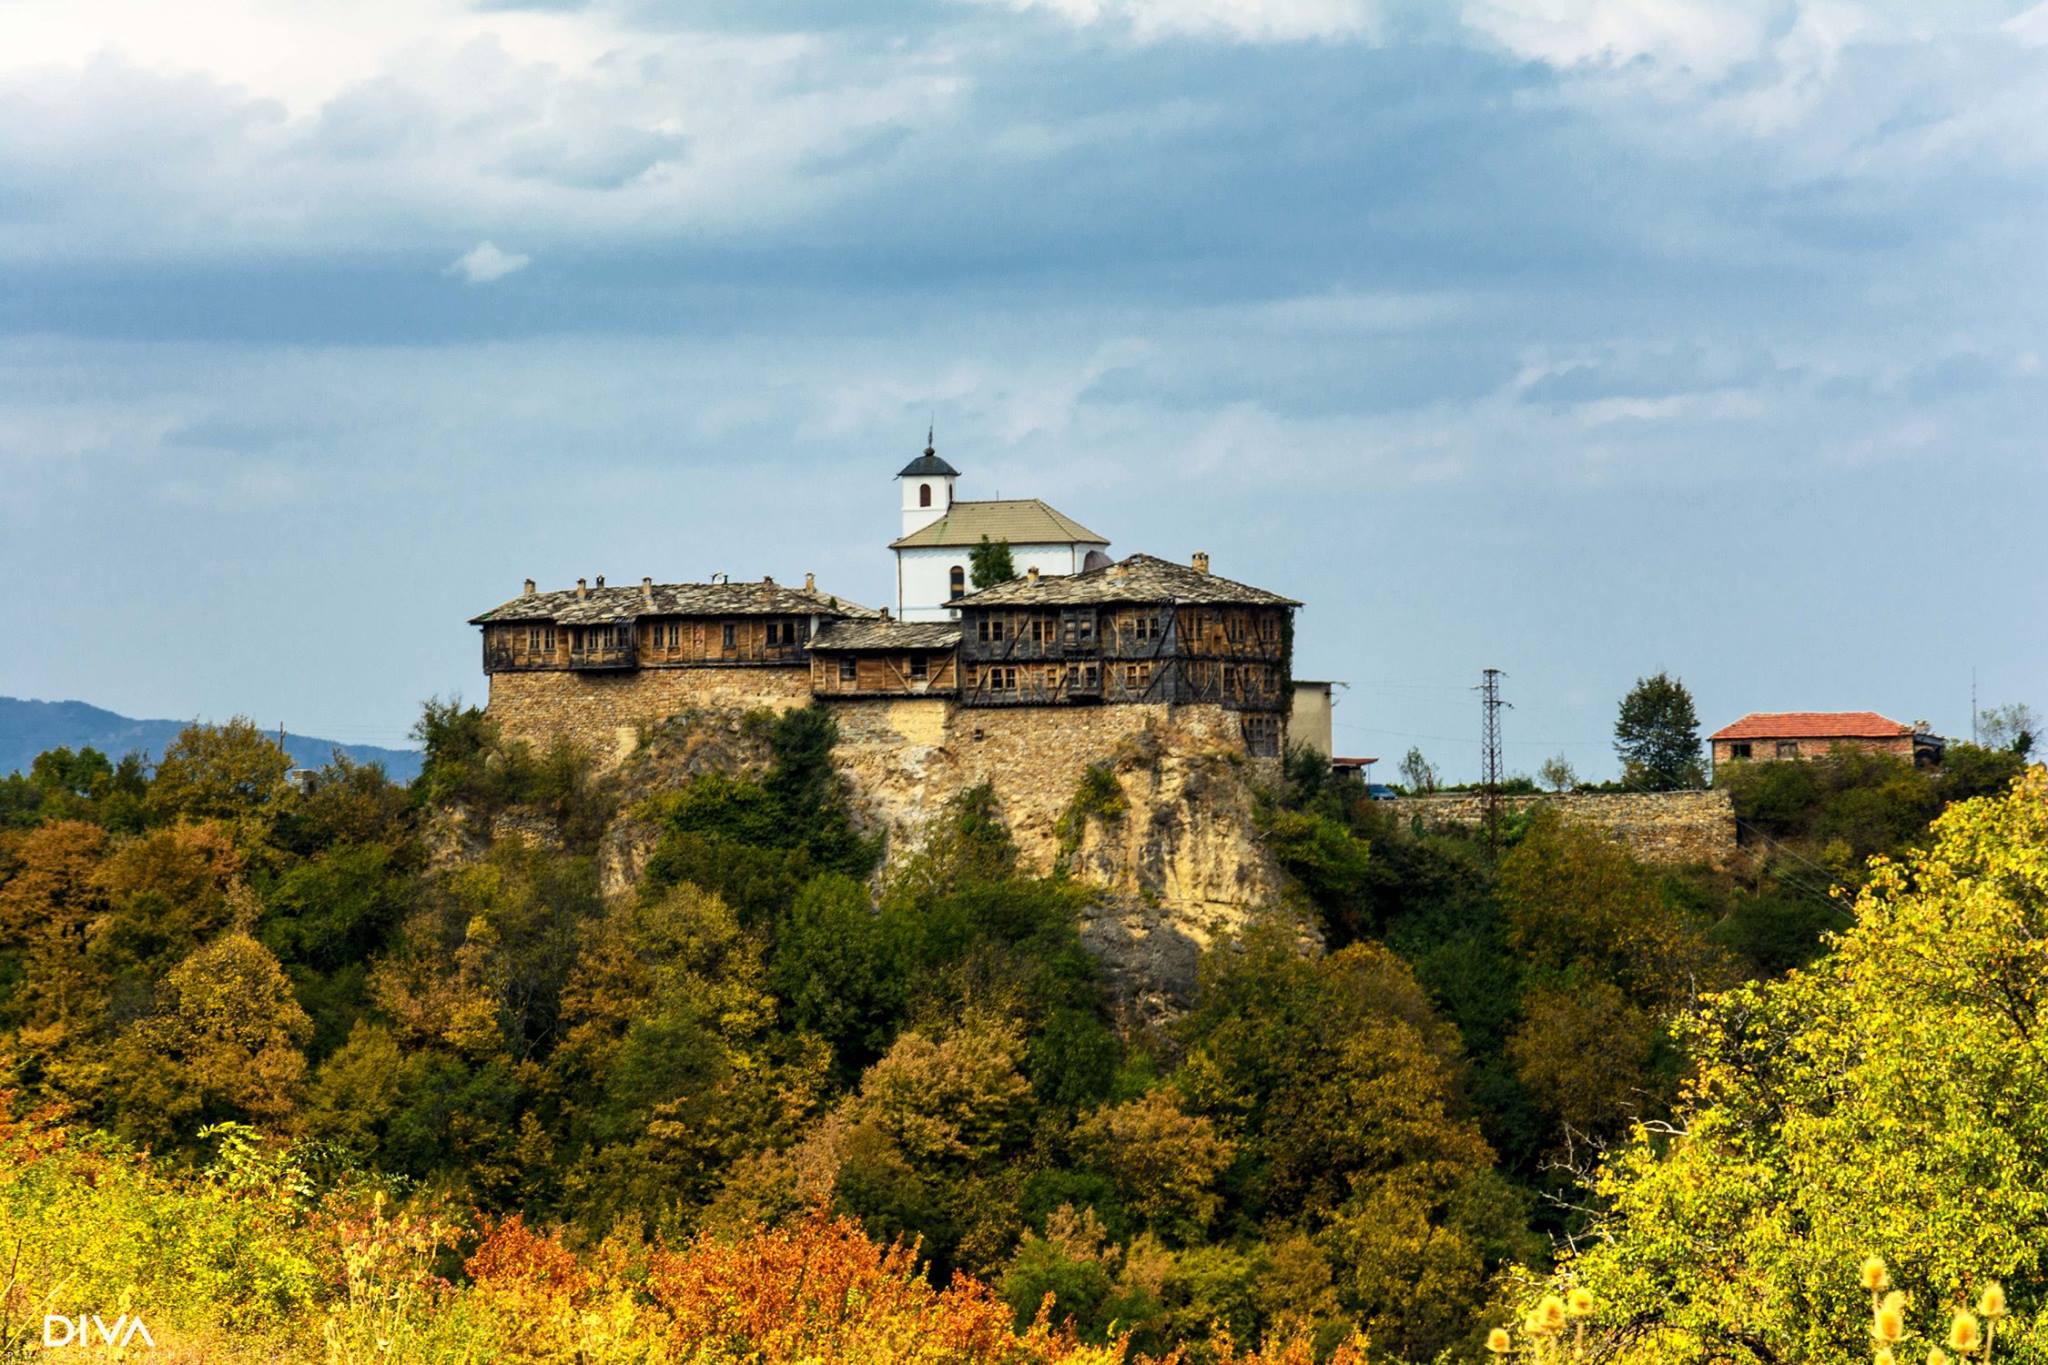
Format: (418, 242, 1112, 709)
(965, 0, 1382, 44)
(447, 239, 530, 283)
(1459, 0, 1784, 81)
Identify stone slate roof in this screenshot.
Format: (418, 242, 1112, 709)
(1710, 711, 1915, 741)
(953, 553, 1301, 609)
(470, 579, 882, 626)
(889, 499, 1109, 550)
(898, 449, 960, 478)
(809, 620, 963, 652)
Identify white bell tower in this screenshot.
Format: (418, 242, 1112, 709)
(898, 430, 959, 538)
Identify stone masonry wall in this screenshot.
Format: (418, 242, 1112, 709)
(487, 667, 811, 767)
(826, 700, 1280, 879)
(1388, 789, 1739, 869)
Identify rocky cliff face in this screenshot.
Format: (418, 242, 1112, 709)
(442, 701, 1309, 1027)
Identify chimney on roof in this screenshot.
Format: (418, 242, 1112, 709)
(523, 578, 536, 597)
(642, 576, 654, 604)
(1027, 566, 1040, 586)
(576, 578, 588, 599)
(1192, 551, 1210, 575)
(880, 607, 891, 620)
(595, 574, 606, 588)
(805, 572, 816, 592)
(712, 572, 727, 585)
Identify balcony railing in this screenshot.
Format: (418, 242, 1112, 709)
(567, 644, 637, 670)
(485, 647, 562, 673)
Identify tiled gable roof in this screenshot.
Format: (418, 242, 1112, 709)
(470, 579, 880, 626)
(1710, 711, 1915, 741)
(889, 499, 1109, 550)
(809, 621, 962, 652)
(953, 553, 1300, 608)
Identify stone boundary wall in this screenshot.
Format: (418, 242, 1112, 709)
(1388, 789, 1738, 869)
(487, 667, 811, 766)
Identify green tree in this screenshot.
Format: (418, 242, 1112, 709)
(1556, 768, 2048, 1365)
(1538, 754, 1578, 792)
(969, 535, 1017, 589)
(1978, 701, 2040, 756)
(1398, 747, 1439, 794)
(1614, 672, 1704, 790)
(770, 873, 902, 1077)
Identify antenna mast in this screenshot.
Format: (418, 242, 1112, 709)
(1478, 668, 1511, 851)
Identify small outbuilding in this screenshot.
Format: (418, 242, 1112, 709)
(1710, 711, 1944, 770)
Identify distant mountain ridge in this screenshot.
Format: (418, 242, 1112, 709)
(1, 697, 423, 783)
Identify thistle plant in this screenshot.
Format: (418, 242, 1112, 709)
(1856, 1258, 2014, 1365)
(1494, 1287, 1595, 1363)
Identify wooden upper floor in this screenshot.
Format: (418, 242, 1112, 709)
(471, 574, 878, 674)
(950, 553, 1297, 710)
(469, 554, 1300, 718)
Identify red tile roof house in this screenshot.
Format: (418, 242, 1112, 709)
(1710, 711, 1945, 771)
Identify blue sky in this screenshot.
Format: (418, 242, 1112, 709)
(2, 0, 2043, 778)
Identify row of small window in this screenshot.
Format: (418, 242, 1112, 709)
(517, 625, 626, 653)
(975, 615, 1103, 646)
(516, 619, 810, 654)
(1724, 741, 1799, 760)
(836, 655, 933, 682)
(972, 663, 1147, 692)
(970, 613, 1165, 645)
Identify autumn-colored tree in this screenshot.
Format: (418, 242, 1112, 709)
(110, 930, 313, 1147)
(821, 1015, 1038, 1274)
(1505, 980, 1657, 1133)
(0, 819, 112, 1099)
(143, 718, 292, 824)
(1561, 767, 2048, 1364)
(92, 819, 245, 982)
(1495, 810, 1727, 1008)
(547, 880, 828, 1232)
(1177, 929, 1532, 1360)
(1072, 1090, 1235, 1245)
